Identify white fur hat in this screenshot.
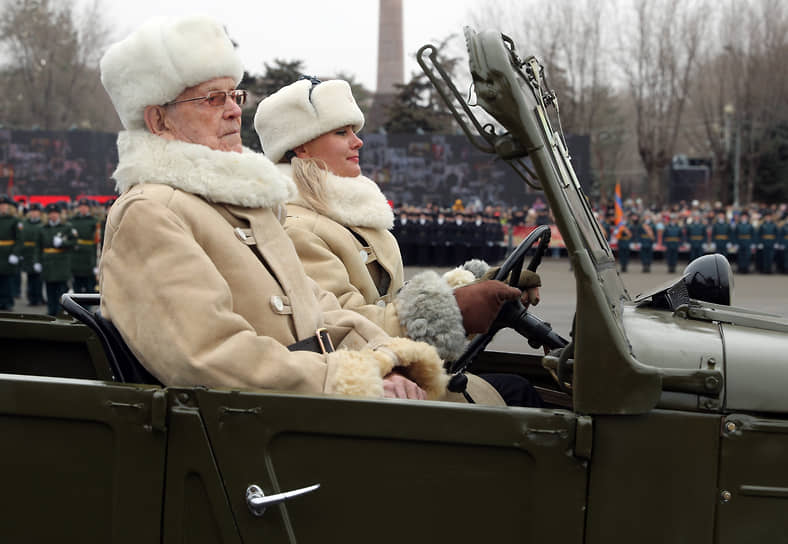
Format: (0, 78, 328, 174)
(254, 79, 364, 163)
(100, 15, 244, 130)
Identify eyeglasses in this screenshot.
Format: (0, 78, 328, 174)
(163, 89, 248, 108)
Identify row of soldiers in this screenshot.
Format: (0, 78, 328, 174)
(0, 195, 102, 316)
(604, 210, 788, 274)
(392, 211, 506, 266)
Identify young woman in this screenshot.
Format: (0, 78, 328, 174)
(254, 78, 543, 407)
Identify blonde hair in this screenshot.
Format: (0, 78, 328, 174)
(290, 157, 332, 216)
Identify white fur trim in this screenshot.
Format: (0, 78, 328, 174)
(101, 16, 243, 130)
(462, 259, 490, 279)
(113, 130, 296, 208)
(255, 79, 364, 163)
(280, 164, 393, 230)
(395, 271, 467, 361)
(442, 268, 477, 289)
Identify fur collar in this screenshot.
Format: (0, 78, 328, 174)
(112, 130, 296, 208)
(279, 163, 393, 230)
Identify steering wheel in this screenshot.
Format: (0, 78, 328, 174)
(448, 225, 567, 381)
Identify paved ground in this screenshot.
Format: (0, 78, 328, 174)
(406, 257, 788, 354)
(10, 257, 787, 355)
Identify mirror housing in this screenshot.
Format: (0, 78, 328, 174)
(682, 254, 733, 306)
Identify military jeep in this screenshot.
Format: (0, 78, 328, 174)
(2, 28, 788, 544)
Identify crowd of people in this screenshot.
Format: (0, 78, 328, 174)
(0, 195, 106, 315)
(390, 198, 788, 275)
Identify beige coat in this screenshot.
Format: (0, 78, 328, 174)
(99, 131, 447, 398)
(282, 167, 503, 405)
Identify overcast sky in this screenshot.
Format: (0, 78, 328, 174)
(90, 0, 481, 91)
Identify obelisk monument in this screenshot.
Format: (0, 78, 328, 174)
(368, 0, 404, 130)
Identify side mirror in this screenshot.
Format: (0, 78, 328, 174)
(682, 254, 733, 306)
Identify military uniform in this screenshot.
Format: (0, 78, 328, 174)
(757, 219, 778, 274)
(392, 215, 414, 264)
(686, 221, 707, 263)
(69, 205, 100, 293)
(635, 220, 655, 273)
(663, 221, 684, 273)
(778, 220, 788, 273)
(21, 207, 45, 305)
(413, 215, 434, 266)
(711, 218, 733, 260)
(733, 218, 754, 274)
(616, 222, 633, 273)
(0, 197, 23, 310)
(37, 208, 77, 316)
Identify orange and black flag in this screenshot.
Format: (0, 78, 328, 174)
(614, 182, 624, 227)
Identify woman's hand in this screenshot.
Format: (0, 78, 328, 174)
(383, 372, 427, 400)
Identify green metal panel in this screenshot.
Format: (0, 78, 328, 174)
(0, 374, 166, 543)
(162, 390, 243, 544)
(716, 414, 788, 542)
(586, 410, 721, 543)
(196, 389, 589, 544)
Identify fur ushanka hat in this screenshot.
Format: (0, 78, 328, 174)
(100, 15, 244, 130)
(254, 78, 365, 163)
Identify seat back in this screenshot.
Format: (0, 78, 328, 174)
(60, 293, 161, 385)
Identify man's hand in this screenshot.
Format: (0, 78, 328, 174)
(482, 268, 541, 308)
(454, 280, 522, 335)
(33, 262, 42, 273)
(383, 372, 427, 400)
(8, 254, 19, 265)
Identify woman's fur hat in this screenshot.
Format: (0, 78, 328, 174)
(100, 15, 244, 130)
(254, 78, 365, 163)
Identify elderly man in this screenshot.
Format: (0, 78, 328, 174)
(98, 15, 513, 402)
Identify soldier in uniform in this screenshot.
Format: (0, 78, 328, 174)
(686, 212, 707, 263)
(433, 211, 451, 266)
(21, 203, 45, 306)
(635, 213, 656, 273)
(777, 217, 788, 274)
(757, 212, 778, 274)
(413, 212, 434, 266)
(448, 211, 471, 266)
(391, 211, 412, 264)
(37, 203, 77, 316)
(615, 216, 633, 273)
(710, 212, 733, 261)
(70, 198, 100, 293)
(662, 214, 684, 274)
(733, 211, 755, 274)
(0, 194, 23, 311)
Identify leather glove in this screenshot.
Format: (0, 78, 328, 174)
(482, 267, 541, 307)
(33, 262, 42, 273)
(453, 280, 521, 335)
(8, 254, 19, 265)
(53, 234, 63, 248)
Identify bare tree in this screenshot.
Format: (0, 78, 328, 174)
(0, 0, 119, 131)
(616, 0, 708, 205)
(690, 0, 788, 205)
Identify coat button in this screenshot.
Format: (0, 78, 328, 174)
(271, 296, 284, 312)
(376, 300, 386, 308)
(359, 250, 368, 263)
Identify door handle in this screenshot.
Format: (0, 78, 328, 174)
(245, 483, 320, 517)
